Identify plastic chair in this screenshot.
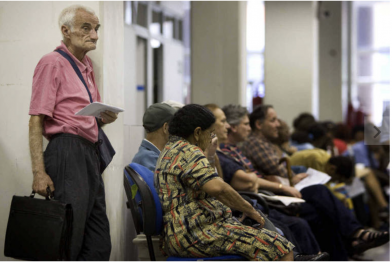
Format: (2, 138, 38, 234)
(124, 163, 247, 261)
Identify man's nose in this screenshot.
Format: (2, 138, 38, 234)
(225, 123, 230, 129)
(90, 29, 98, 40)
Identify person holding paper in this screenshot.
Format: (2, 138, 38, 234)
(289, 149, 355, 209)
(205, 104, 326, 258)
(28, 5, 117, 260)
(230, 104, 389, 260)
(292, 148, 389, 229)
(155, 104, 295, 261)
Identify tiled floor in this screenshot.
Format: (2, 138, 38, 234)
(350, 242, 390, 261)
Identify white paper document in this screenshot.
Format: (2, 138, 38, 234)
(75, 102, 124, 118)
(258, 193, 305, 206)
(294, 168, 331, 192)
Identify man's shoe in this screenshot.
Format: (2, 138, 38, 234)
(294, 252, 330, 261)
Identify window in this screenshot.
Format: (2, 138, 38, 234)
(246, 1, 265, 112)
(150, 10, 162, 35)
(163, 15, 175, 39)
(351, 1, 390, 126)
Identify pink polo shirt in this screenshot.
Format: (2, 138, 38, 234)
(29, 41, 101, 143)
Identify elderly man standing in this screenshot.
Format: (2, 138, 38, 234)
(28, 5, 116, 260)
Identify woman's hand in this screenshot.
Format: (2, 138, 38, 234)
(204, 136, 218, 162)
(292, 173, 308, 185)
(282, 185, 302, 198)
(239, 209, 265, 229)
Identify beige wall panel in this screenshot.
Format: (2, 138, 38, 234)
(264, 1, 318, 126)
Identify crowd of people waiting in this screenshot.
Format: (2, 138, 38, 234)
(130, 101, 390, 261)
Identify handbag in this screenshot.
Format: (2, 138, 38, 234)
(54, 49, 115, 174)
(4, 190, 73, 260)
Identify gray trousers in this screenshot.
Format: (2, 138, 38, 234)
(45, 133, 111, 260)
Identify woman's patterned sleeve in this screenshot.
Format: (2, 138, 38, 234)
(181, 149, 219, 191)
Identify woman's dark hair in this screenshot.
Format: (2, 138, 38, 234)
(328, 156, 354, 179)
(334, 123, 352, 142)
(352, 125, 365, 138)
(291, 130, 311, 144)
(308, 122, 331, 150)
(169, 104, 216, 138)
(308, 123, 328, 141)
(249, 105, 273, 130)
(293, 113, 316, 132)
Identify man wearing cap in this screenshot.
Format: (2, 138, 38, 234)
(132, 103, 176, 172)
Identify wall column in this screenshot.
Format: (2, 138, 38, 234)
(191, 1, 247, 107)
(318, 1, 345, 122)
(264, 1, 319, 125)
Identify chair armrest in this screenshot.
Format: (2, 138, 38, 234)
(258, 189, 275, 196)
(279, 157, 294, 187)
(238, 191, 269, 215)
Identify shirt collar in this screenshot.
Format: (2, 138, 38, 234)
(143, 139, 161, 153)
(57, 41, 91, 73)
(250, 132, 269, 143)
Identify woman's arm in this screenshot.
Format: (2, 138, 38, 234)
(230, 170, 259, 193)
(230, 170, 302, 198)
(201, 178, 265, 227)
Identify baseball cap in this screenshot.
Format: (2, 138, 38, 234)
(143, 103, 176, 132)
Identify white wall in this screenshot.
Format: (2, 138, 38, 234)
(0, 2, 138, 261)
(264, 1, 319, 126)
(163, 40, 184, 102)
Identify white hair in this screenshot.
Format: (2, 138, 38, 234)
(162, 100, 185, 110)
(58, 5, 96, 32)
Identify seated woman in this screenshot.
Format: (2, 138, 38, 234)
(155, 104, 294, 261)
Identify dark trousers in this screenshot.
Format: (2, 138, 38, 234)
(44, 134, 111, 260)
(268, 209, 320, 255)
(300, 185, 363, 261)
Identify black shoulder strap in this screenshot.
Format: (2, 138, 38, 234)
(55, 50, 93, 103)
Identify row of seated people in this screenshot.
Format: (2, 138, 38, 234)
(129, 102, 389, 261)
(283, 112, 390, 230)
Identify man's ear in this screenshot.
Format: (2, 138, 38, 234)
(255, 119, 263, 130)
(162, 122, 169, 135)
(194, 127, 202, 142)
(230, 125, 237, 134)
(61, 25, 71, 39)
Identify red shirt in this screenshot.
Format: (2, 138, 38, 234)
(333, 138, 347, 156)
(29, 41, 101, 143)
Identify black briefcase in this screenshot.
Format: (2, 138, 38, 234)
(4, 191, 73, 261)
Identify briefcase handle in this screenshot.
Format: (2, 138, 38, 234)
(30, 187, 54, 200)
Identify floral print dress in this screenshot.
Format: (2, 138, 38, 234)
(154, 136, 294, 260)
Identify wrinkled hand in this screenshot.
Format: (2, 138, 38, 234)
(282, 185, 302, 198)
(100, 110, 118, 125)
(204, 136, 218, 160)
(32, 171, 55, 197)
(239, 209, 265, 229)
(292, 173, 308, 185)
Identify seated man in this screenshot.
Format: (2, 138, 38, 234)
(132, 103, 176, 172)
(205, 104, 322, 256)
(239, 104, 389, 261)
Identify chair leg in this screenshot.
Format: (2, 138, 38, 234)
(146, 235, 156, 261)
